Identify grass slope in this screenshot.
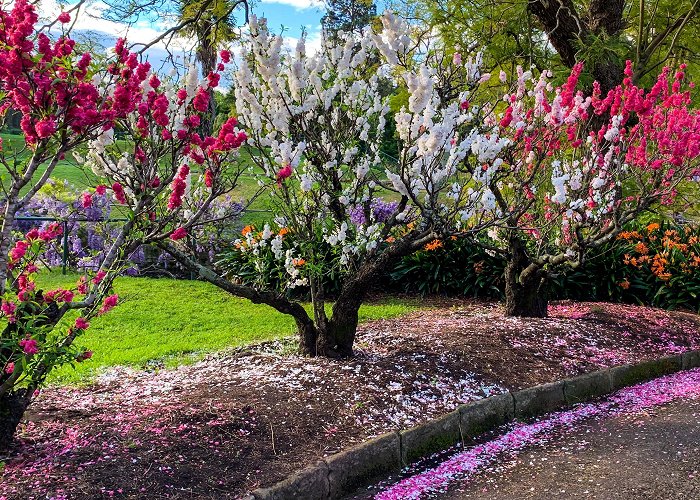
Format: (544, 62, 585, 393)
(36, 271, 418, 385)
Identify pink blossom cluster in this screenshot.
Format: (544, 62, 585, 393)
(0, 1, 149, 145)
(98, 294, 119, 315)
(7, 223, 63, 269)
(489, 59, 700, 251)
(18, 337, 39, 356)
(168, 164, 190, 210)
(42, 288, 75, 303)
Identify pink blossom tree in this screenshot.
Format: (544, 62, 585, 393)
(0, 1, 247, 446)
(469, 61, 700, 316)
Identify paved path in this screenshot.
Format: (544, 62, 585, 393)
(445, 399, 700, 499)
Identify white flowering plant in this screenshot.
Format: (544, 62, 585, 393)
(202, 13, 501, 357)
(163, 12, 700, 357)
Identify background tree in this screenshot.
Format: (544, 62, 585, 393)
(467, 62, 700, 316)
(321, 0, 377, 39)
(412, 0, 700, 92)
(177, 0, 247, 135)
(0, 1, 246, 445)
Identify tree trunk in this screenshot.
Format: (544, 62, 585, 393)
(0, 390, 30, 451)
(316, 300, 360, 358)
(296, 316, 318, 357)
(198, 41, 217, 138)
(504, 239, 549, 317)
(528, 0, 625, 95)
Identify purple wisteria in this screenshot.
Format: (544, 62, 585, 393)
(348, 199, 400, 225)
(11, 181, 244, 274)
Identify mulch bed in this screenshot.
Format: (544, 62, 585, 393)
(1, 300, 698, 499)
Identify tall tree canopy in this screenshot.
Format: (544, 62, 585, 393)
(321, 0, 377, 39)
(178, 0, 247, 135)
(412, 0, 700, 91)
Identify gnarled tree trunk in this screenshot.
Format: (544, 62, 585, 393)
(315, 296, 362, 359)
(0, 390, 30, 451)
(528, 0, 625, 94)
(504, 237, 549, 317)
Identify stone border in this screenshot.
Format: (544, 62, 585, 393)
(249, 349, 700, 499)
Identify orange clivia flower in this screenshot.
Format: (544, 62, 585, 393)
(292, 258, 306, 267)
(634, 242, 649, 255)
(385, 236, 396, 243)
(646, 222, 660, 233)
(619, 279, 630, 290)
(424, 239, 443, 251)
(241, 225, 255, 236)
(278, 227, 290, 236)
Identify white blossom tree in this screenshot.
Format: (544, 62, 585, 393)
(163, 13, 497, 357)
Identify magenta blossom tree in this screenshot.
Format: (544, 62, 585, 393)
(467, 61, 700, 316)
(0, 1, 247, 446)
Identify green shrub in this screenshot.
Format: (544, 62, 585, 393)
(389, 222, 700, 312)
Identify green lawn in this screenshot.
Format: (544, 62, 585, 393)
(35, 271, 419, 385)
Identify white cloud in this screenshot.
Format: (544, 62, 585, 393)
(259, 0, 324, 11)
(39, 0, 195, 51)
(281, 27, 324, 56)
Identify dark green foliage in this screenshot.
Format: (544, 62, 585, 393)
(389, 237, 506, 298)
(321, 0, 377, 39)
(390, 222, 700, 313)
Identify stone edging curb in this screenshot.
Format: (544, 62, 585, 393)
(248, 350, 700, 499)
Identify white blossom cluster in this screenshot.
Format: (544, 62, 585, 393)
(232, 11, 503, 287)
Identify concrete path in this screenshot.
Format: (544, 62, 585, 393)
(445, 398, 700, 499)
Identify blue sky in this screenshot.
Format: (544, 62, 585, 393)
(254, 0, 326, 39)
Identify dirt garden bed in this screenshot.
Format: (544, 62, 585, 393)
(1, 300, 699, 499)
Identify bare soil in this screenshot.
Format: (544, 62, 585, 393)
(0, 300, 698, 499)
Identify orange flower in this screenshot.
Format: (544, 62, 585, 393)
(424, 239, 443, 251)
(619, 279, 630, 290)
(646, 222, 660, 233)
(278, 227, 290, 236)
(385, 236, 396, 243)
(292, 258, 306, 267)
(634, 242, 649, 255)
(241, 225, 255, 236)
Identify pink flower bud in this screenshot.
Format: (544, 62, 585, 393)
(170, 227, 188, 241)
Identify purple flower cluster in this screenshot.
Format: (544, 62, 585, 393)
(12, 180, 244, 275)
(13, 179, 140, 272)
(348, 199, 399, 225)
(156, 195, 245, 273)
